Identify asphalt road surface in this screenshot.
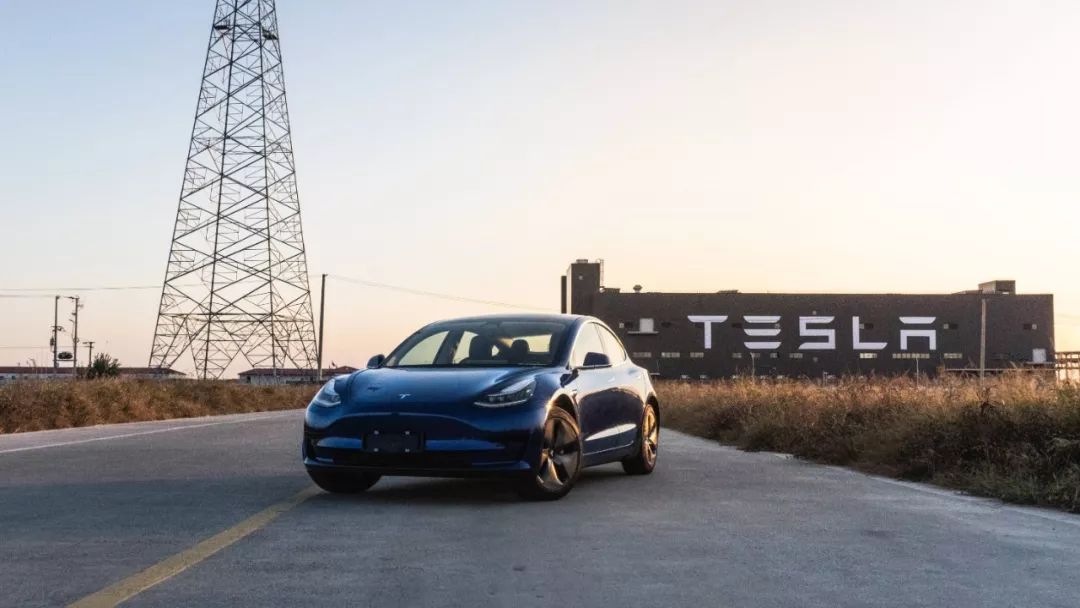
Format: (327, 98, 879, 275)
(2, 411, 1079, 608)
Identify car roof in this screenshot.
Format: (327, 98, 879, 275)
(426, 313, 585, 326)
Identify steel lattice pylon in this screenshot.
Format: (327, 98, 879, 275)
(150, 0, 316, 380)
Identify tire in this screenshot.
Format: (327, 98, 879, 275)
(514, 407, 583, 501)
(622, 402, 658, 475)
(307, 468, 381, 494)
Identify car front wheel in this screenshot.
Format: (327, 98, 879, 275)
(515, 407, 582, 501)
(307, 468, 381, 494)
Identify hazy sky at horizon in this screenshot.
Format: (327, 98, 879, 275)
(1, 0, 1079, 374)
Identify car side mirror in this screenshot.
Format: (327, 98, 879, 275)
(367, 354, 385, 369)
(581, 352, 611, 368)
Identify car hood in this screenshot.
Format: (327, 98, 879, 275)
(341, 367, 544, 406)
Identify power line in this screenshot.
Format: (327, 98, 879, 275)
(0, 284, 164, 293)
(7, 275, 1074, 321)
(328, 274, 550, 312)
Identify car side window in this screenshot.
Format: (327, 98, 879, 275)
(570, 324, 605, 368)
(596, 325, 628, 364)
(451, 331, 479, 363)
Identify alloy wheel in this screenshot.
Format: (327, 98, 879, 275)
(642, 406, 658, 465)
(537, 415, 581, 491)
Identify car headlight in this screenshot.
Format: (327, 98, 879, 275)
(311, 380, 342, 408)
(475, 377, 536, 407)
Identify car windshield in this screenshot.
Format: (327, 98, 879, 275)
(384, 319, 569, 368)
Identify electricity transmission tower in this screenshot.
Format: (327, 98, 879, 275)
(150, 0, 317, 380)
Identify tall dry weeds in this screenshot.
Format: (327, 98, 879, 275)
(0, 379, 317, 434)
(660, 376, 1080, 513)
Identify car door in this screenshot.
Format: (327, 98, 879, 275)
(568, 323, 623, 455)
(596, 323, 644, 448)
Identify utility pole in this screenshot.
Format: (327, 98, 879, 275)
(317, 273, 327, 383)
(84, 341, 95, 370)
(69, 296, 81, 378)
(979, 298, 988, 381)
(52, 295, 60, 373)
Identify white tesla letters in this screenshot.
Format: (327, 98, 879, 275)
(686, 315, 728, 349)
(743, 316, 782, 350)
(899, 317, 937, 351)
(688, 315, 940, 352)
(852, 316, 887, 351)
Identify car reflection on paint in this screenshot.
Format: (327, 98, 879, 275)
(302, 314, 659, 500)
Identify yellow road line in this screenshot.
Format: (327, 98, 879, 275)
(69, 486, 320, 608)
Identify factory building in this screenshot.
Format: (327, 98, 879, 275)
(561, 260, 1054, 379)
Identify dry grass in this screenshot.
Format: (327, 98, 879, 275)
(659, 376, 1080, 513)
(0, 379, 318, 434)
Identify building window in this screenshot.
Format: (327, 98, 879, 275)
(632, 352, 652, 359)
(689, 352, 705, 359)
(943, 322, 959, 330)
(731, 352, 743, 359)
(788, 353, 804, 359)
(661, 352, 681, 359)
(1023, 323, 1037, 331)
(892, 353, 930, 360)
(768, 352, 779, 359)
(943, 353, 963, 359)
(637, 318, 656, 333)
(859, 353, 878, 359)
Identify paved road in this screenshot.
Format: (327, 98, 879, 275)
(2, 411, 1079, 607)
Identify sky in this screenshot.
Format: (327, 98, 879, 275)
(1, 0, 1079, 375)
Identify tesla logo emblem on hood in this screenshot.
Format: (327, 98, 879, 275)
(398, 394, 411, 400)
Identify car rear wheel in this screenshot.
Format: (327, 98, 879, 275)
(622, 402, 658, 475)
(307, 469, 382, 494)
(514, 407, 582, 501)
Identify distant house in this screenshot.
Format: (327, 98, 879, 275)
(116, 367, 188, 380)
(0, 367, 70, 383)
(236, 366, 358, 386)
(0, 366, 186, 383)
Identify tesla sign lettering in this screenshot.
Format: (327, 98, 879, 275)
(687, 315, 937, 351)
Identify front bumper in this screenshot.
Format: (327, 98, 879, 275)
(303, 408, 545, 478)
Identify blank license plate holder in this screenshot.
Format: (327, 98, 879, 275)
(365, 432, 422, 453)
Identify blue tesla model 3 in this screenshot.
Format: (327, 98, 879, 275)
(303, 314, 659, 500)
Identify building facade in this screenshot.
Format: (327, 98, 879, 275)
(562, 260, 1054, 379)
